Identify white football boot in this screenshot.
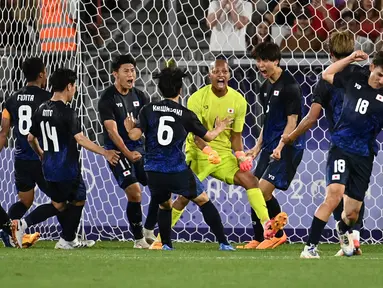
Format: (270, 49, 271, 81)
(335, 221, 354, 257)
(300, 244, 320, 259)
(143, 228, 156, 245)
(133, 238, 150, 249)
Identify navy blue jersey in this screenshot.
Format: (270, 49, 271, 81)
(4, 86, 51, 160)
(139, 99, 208, 173)
(312, 65, 368, 134)
(98, 85, 148, 153)
(259, 70, 305, 152)
(331, 67, 383, 156)
(29, 100, 82, 182)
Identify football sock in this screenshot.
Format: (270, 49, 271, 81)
(0, 205, 12, 234)
(8, 201, 29, 220)
(266, 196, 283, 237)
(62, 204, 84, 242)
(333, 199, 343, 222)
(127, 202, 144, 240)
(355, 202, 364, 229)
(251, 209, 264, 242)
(200, 201, 229, 245)
(338, 218, 351, 234)
(306, 216, 327, 246)
(156, 207, 184, 241)
(144, 197, 158, 230)
(158, 208, 172, 248)
(24, 203, 60, 227)
(246, 188, 269, 225)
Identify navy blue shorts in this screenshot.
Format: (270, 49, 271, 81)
(146, 168, 204, 204)
(108, 154, 147, 190)
(47, 174, 87, 203)
(14, 159, 49, 196)
(254, 146, 304, 191)
(326, 146, 373, 202)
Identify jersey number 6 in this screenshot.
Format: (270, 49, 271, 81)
(157, 116, 175, 146)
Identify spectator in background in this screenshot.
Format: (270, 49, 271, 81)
(336, 10, 374, 54)
(206, 0, 253, 52)
(280, 7, 322, 52)
(307, 0, 340, 40)
(265, 0, 304, 27)
(247, 17, 272, 52)
(347, 0, 382, 42)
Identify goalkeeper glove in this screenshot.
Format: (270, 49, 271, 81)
(202, 146, 221, 164)
(235, 151, 253, 172)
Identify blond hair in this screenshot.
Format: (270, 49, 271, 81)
(329, 31, 355, 60)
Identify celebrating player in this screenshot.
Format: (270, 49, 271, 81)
(312, 50, 383, 257)
(152, 58, 287, 249)
(129, 66, 234, 250)
(0, 57, 51, 248)
(11, 68, 119, 248)
(282, 31, 366, 257)
(98, 55, 158, 248)
(241, 42, 305, 250)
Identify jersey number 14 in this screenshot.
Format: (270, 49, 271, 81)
(40, 121, 59, 152)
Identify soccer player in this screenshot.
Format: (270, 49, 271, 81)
(242, 42, 305, 250)
(98, 55, 158, 248)
(152, 58, 287, 249)
(0, 57, 51, 248)
(11, 68, 120, 248)
(282, 31, 366, 257)
(309, 50, 383, 257)
(133, 66, 234, 250)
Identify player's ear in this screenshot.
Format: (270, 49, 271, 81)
(369, 64, 375, 73)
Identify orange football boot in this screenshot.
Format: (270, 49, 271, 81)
(263, 212, 288, 239)
(256, 231, 287, 250)
(236, 240, 261, 249)
(149, 241, 163, 250)
(22, 232, 40, 248)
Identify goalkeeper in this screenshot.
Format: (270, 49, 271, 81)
(151, 58, 287, 249)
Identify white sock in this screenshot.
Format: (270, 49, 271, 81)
(21, 219, 27, 230)
(353, 230, 360, 242)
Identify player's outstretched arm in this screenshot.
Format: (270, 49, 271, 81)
(74, 132, 120, 165)
(27, 133, 44, 160)
(282, 103, 322, 145)
(103, 120, 142, 162)
(322, 50, 368, 84)
(0, 111, 11, 152)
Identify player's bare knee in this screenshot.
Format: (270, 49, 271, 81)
(125, 184, 141, 202)
(173, 195, 189, 210)
(52, 201, 66, 212)
(192, 192, 209, 206)
(160, 199, 172, 210)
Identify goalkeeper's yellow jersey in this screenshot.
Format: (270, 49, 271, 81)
(185, 85, 247, 156)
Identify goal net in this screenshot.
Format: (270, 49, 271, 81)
(0, 0, 382, 243)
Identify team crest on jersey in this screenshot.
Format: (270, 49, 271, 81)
(123, 170, 131, 176)
(116, 103, 123, 107)
(273, 90, 279, 96)
(376, 94, 383, 102)
(133, 101, 140, 107)
(227, 108, 234, 113)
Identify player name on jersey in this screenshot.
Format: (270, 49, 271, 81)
(152, 105, 183, 116)
(42, 109, 53, 117)
(17, 94, 35, 101)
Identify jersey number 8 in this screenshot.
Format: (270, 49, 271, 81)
(157, 116, 175, 146)
(18, 105, 32, 136)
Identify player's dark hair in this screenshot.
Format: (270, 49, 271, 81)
(50, 68, 77, 92)
(154, 67, 187, 98)
(112, 54, 136, 72)
(252, 42, 281, 63)
(372, 51, 383, 68)
(22, 57, 45, 82)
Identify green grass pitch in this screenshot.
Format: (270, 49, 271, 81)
(1, 242, 383, 288)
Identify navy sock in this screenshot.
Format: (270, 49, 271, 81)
(200, 201, 228, 245)
(0, 205, 11, 234)
(57, 204, 84, 241)
(158, 208, 172, 248)
(127, 202, 143, 240)
(338, 218, 352, 234)
(306, 216, 327, 246)
(144, 198, 158, 230)
(251, 209, 264, 242)
(24, 203, 60, 227)
(266, 196, 283, 238)
(8, 201, 29, 220)
(333, 199, 343, 222)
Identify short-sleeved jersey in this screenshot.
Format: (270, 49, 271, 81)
(29, 100, 82, 182)
(98, 85, 149, 152)
(331, 68, 383, 156)
(185, 85, 247, 155)
(3, 86, 51, 160)
(139, 99, 208, 173)
(259, 70, 305, 152)
(312, 65, 368, 133)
